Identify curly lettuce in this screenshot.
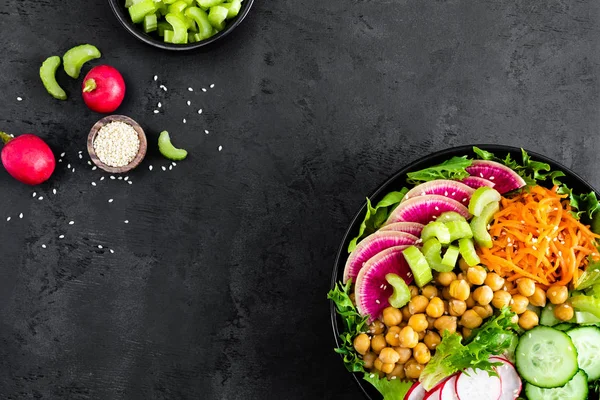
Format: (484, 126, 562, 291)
(406, 156, 472, 185)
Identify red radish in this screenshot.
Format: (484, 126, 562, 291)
(405, 382, 426, 400)
(0, 131, 55, 185)
(490, 357, 522, 400)
(455, 368, 502, 400)
(439, 375, 459, 400)
(81, 65, 125, 113)
(424, 377, 450, 400)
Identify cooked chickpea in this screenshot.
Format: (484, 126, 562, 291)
(460, 309, 483, 329)
(408, 295, 429, 315)
(517, 278, 536, 297)
(484, 272, 505, 291)
(472, 305, 493, 319)
(393, 347, 412, 364)
(417, 330, 426, 340)
(434, 315, 457, 334)
(529, 286, 547, 307)
(449, 280, 470, 301)
(465, 293, 476, 308)
(413, 342, 431, 365)
(387, 363, 406, 380)
(448, 299, 467, 317)
(492, 290, 512, 309)
(374, 357, 383, 371)
(421, 285, 439, 299)
(462, 327, 472, 338)
(518, 310, 539, 330)
(363, 352, 377, 369)
(437, 271, 457, 287)
(374, 358, 394, 373)
(472, 285, 494, 306)
(426, 316, 436, 330)
(426, 297, 445, 318)
(442, 286, 453, 300)
(371, 334, 387, 353)
(504, 280, 515, 291)
(408, 314, 429, 333)
(385, 326, 401, 346)
(353, 333, 370, 355)
(382, 307, 403, 327)
(408, 285, 420, 298)
(547, 285, 568, 305)
(467, 265, 487, 286)
(510, 294, 529, 315)
(457, 272, 467, 282)
(424, 331, 441, 350)
(369, 320, 385, 335)
(401, 306, 412, 322)
(404, 359, 424, 379)
(458, 258, 470, 272)
(399, 326, 419, 348)
(379, 347, 401, 364)
(554, 303, 574, 321)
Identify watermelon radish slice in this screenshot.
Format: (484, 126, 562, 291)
(403, 180, 475, 204)
(355, 246, 414, 321)
(466, 160, 526, 194)
(379, 221, 425, 237)
(405, 381, 427, 400)
(490, 356, 522, 400)
(461, 176, 496, 189)
(385, 195, 471, 226)
(455, 368, 502, 400)
(425, 377, 451, 400)
(440, 375, 459, 400)
(343, 231, 418, 283)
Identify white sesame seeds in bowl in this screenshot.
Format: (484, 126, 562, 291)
(87, 115, 147, 174)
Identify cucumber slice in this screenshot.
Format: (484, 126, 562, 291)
(516, 326, 579, 388)
(567, 326, 600, 381)
(421, 238, 453, 273)
(470, 201, 500, 249)
(468, 186, 501, 217)
(436, 211, 466, 223)
(445, 220, 473, 242)
(421, 222, 451, 245)
(540, 304, 560, 326)
(525, 370, 588, 400)
(458, 238, 480, 266)
(554, 322, 575, 331)
(442, 245, 460, 268)
(402, 246, 433, 288)
(386, 273, 411, 309)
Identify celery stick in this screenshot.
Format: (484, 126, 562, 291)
(157, 21, 172, 36)
(165, 13, 188, 44)
(185, 7, 213, 39)
(163, 30, 175, 43)
(144, 14, 158, 32)
(197, 0, 225, 7)
(207, 5, 228, 30)
(221, 0, 241, 18)
(128, 0, 156, 24)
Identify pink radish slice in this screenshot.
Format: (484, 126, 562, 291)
(490, 357, 522, 400)
(378, 222, 425, 237)
(423, 388, 441, 400)
(455, 368, 502, 400)
(440, 375, 459, 400)
(461, 176, 495, 189)
(405, 382, 427, 400)
(402, 180, 475, 204)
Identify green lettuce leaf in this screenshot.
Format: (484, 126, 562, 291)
(347, 189, 409, 253)
(570, 294, 600, 319)
(406, 156, 472, 185)
(575, 260, 600, 290)
(556, 185, 600, 220)
(363, 373, 413, 400)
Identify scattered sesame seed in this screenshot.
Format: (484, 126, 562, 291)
(53, 189, 57, 195)
(205, 130, 209, 134)
(154, 110, 159, 114)
(72, 168, 75, 173)
(149, 165, 153, 171)
(434, 206, 439, 211)
(183, 118, 186, 124)
(124, 220, 129, 224)
(107, 199, 115, 204)
(67, 164, 71, 168)
(32, 192, 36, 197)
(79, 154, 82, 159)
(58, 159, 62, 163)
(19, 213, 23, 219)
(444, 191, 448, 196)
(38, 196, 43, 201)
(187, 100, 191, 106)
(110, 249, 114, 254)
(87, 161, 92, 165)
(172, 162, 176, 166)
(59, 235, 64, 239)
(92, 166, 97, 171)
(6, 217, 10, 222)
(17, 97, 22, 101)
(158, 102, 162, 108)
(218, 146, 223, 151)
(169, 165, 173, 170)
(91, 182, 96, 186)
(124, 177, 129, 181)
(153, 75, 158, 81)
(210, 84, 215, 88)
(127, 181, 132, 185)
(489, 176, 495, 180)
(118, 177, 123, 180)
(201, 88, 207, 92)
(162, 166, 166, 171)
(41, 244, 46, 249)
(98, 245, 103, 249)
(69, 221, 74, 225)
(100, 177, 105, 181)
(479, 173, 484, 178)
(188, 87, 194, 92)
(198, 109, 203, 114)
(462, 198, 467, 202)
(375, 299, 380, 304)
(60, 152, 66, 157)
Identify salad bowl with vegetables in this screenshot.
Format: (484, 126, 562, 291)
(329, 145, 600, 400)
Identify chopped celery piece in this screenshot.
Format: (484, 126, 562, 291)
(442, 245, 460, 268)
(125, 0, 144, 7)
(402, 246, 433, 287)
(197, 0, 225, 7)
(163, 0, 178, 4)
(386, 273, 411, 308)
(471, 201, 500, 248)
(468, 186, 501, 217)
(436, 211, 466, 223)
(158, 131, 188, 161)
(458, 238, 480, 267)
(163, 29, 175, 43)
(188, 32, 200, 43)
(446, 220, 473, 242)
(181, 0, 194, 4)
(62, 44, 101, 79)
(144, 14, 158, 32)
(157, 21, 172, 36)
(128, 0, 157, 24)
(221, 0, 241, 18)
(168, 0, 188, 14)
(421, 221, 451, 244)
(39, 56, 67, 100)
(207, 5, 228, 30)
(165, 13, 189, 44)
(185, 7, 213, 39)
(422, 238, 453, 273)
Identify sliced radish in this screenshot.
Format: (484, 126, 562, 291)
(423, 388, 441, 400)
(490, 356, 522, 400)
(405, 382, 426, 400)
(455, 368, 501, 400)
(440, 375, 459, 400)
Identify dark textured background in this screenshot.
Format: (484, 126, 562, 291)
(1, 0, 599, 399)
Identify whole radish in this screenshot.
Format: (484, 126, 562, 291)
(82, 65, 126, 113)
(0, 131, 55, 185)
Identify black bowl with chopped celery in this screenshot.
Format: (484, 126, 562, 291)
(108, 0, 253, 50)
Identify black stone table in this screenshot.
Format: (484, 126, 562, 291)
(1, 1, 599, 398)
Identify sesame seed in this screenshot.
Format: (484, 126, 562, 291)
(183, 119, 186, 124)
(157, 102, 162, 108)
(210, 84, 215, 88)
(17, 97, 22, 101)
(375, 299, 380, 304)
(480, 173, 484, 177)
(72, 168, 75, 173)
(110, 249, 114, 254)
(490, 176, 495, 180)
(444, 191, 448, 196)
(188, 87, 194, 92)
(201, 88, 207, 92)
(153, 75, 158, 81)
(98, 245, 103, 249)
(124, 177, 129, 181)
(92, 166, 97, 171)
(32, 192, 36, 197)
(154, 110, 159, 114)
(462, 198, 467, 202)
(205, 130, 209, 134)
(149, 165, 153, 171)
(169, 165, 173, 170)
(198, 109, 203, 114)
(370, 374, 375, 379)
(59, 235, 64, 239)
(87, 161, 92, 166)
(6, 217, 10, 222)
(41, 244, 46, 249)
(53, 189, 57, 195)
(92, 182, 97, 186)
(218, 146, 223, 151)
(69, 221, 74, 225)
(100, 177, 105, 181)
(58, 159, 62, 163)
(162, 166, 166, 171)
(19, 213, 23, 219)
(118, 176, 122, 180)
(124, 220, 129, 224)
(60, 152, 66, 157)
(67, 164, 71, 168)
(108, 199, 114, 203)
(127, 181, 132, 185)
(187, 100, 191, 106)
(37, 196, 43, 201)
(172, 162, 176, 166)
(435, 206, 439, 211)
(78, 154, 82, 159)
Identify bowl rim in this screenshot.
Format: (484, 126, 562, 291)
(107, 0, 255, 51)
(329, 144, 599, 400)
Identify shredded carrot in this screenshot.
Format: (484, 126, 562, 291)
(478, 185, 600, 286)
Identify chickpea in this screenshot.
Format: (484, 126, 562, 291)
(448, 299, 467, 317)
(387, 363, 406, 380)
(363, 352, 377, 369)
(434, 316, 457, 334)
(442, 286, 453, 300)
(353, 333, 370, 355)
(518, 310, 539, 330)
(472, 305, 493, 319)
(408, 285, 420, 298)
(369, 320, 385, 335)
(492, 290, 512, 309)
(517, 278, 536, 297)
(399, 321, 408, 329)
(472, 285, 494, 306)
(418, 330, 426, 341)
(426, 316, 436, 330)
(510, 294, 529, 315)
(457, 272, 467, 282)
(374, 358, 395, 374)
(467, 265, 487, 286)
(374, 357, 383, 371)
(449, 280, 470, 301)
(504, 280, 515, 292)
(379, 347, 401, 364)
(413, 342, 431, 365)
(385, 326, 401, 346)
(437, 271, 457, 287)
(408, 295, 429, 315)
(465, 293, 476, 309)
(421, 285, 439, 299)
(371, 334, 387, 353)
(554, 303, 574, 321)
(401, 306, 412, 322)
(529, 286, 547, 307)
(460, 309, 483, 329)
(393, 347, 412, 364)
(404, 359, 424, 379)
(424, 331, 441, 350)
(547, 285, 569, 305)
(458, 258, 470, 272)
(462, 327, 472, 338)
(408, 314, 429, 333)
(426, 297, 445, 318)
(484, 272, 505, 291)
(382, 307, 403, 327)
(399, 326, 419, 348)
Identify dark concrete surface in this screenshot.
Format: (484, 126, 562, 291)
(0, 0, 599, 399)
